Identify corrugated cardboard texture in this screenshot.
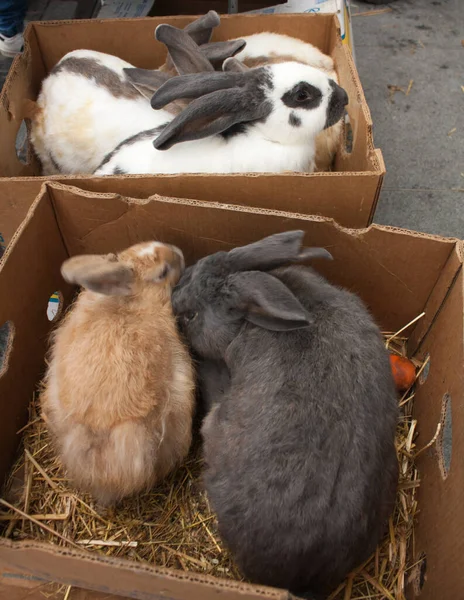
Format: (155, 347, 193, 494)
(1, 561, 132, 600)
(1, 182, 461, 600)
(0, 14, 384, 234)
(406, 262, 464, 600)
(0, 166, 383, 250)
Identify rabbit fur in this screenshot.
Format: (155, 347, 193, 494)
(94, 60, 348, 175)
(41, 241, 195, 506)
(30, 12, 243, 175)
(171, 231, 398, 597)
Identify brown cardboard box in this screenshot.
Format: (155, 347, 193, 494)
(0, 13, 384, 237)
(0, 560, 131, 600)
(0, 181, 462, 600)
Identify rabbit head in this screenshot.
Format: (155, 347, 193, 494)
(172, 231, 332, 359)
(149, 58, 348, 150)
(62, 241, 184, 297)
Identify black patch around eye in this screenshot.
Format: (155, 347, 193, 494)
(281, 82, 322, 110)
(289, 112, 302, 127)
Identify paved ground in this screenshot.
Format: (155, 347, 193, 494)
(0, 0, 462, 238)
(352, 0, 463, 237)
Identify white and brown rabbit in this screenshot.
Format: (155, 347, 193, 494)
(94, 50, 348, 175)
(40, 241, 195, 506)
(30, 11, 245, 175)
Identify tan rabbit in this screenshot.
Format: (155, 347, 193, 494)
(41, 241, 195, 506)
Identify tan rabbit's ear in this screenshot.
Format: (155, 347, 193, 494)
(61, 254, 135, 296)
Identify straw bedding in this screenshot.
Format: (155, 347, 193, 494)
(0, 319, 432, 600)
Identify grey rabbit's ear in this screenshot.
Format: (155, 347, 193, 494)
(201, 40, 247, 69)
(156, 24, 214, 75)
(229, 271, 311, 332)
(183, 10, 220, 46)
(123, 68, 172, 100)
(223, 57, 249, 73)
(227, 231, 333, 273)
(151, 69, 272, 150)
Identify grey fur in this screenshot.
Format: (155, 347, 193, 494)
(155, 24, 214, 74)
(183, 10, 220, 46)
(123, 40, 247, 100)
(162, 11, 220, 73)
(171, 232, 398, 597)
(151, 68, 273, 150)
(123, 68, 172, 100)
(201, 40, 247, 69)
(223, 57, 250, 73)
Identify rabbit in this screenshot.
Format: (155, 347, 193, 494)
(30, 12, 245, 175)
(93, 54, 348, 176)
(231, 32, 345, 172)
(171, 231, 399, 597)
(40, 241, 195, 506)
(122, 29, 345, 173)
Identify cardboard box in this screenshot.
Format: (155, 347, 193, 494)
(0, 560, 131, 600)
(0, 13, 384, 240)
(245, 0, 354, 56)
(0, 181, 462, 600)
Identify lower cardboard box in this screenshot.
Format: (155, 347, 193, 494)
(0, 561, 130, 600)
(0, 182, 463, 600)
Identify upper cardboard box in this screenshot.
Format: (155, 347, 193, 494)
(0, 181, 463, 600)
(0, 14, 384, 230)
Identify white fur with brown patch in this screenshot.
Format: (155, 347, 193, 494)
(41, 241, 195, 506)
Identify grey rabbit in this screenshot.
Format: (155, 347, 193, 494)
(171, 231, 398, 598)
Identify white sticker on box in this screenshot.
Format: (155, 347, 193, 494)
(246, 0, 352, 49)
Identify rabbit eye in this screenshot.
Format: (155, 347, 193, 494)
(184, 311, 198, 323)
(296, 90, 310, 102)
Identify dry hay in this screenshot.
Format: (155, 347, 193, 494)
(0, 315, 433, 599)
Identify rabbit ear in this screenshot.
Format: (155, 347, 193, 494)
(61, 255, 135, 296)
(230, 271, 311, 332)
(201, 40, 247, 68)
(153, 85, 271, 150)
(184, 10, 220, 46)
(151, 71, 242, 109)
(156, 24, 214, 75)
(223, 56, 249, 73)
(123, 68, 172, 100)
(227, 231, 333, 273)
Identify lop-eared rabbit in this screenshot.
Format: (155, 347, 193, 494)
(31, 12, 245, 175)
(122, 29, 346, 173)
(171, 232, 398, 597)
(41, 242, 195, 506)
(94, 48, 348, 175)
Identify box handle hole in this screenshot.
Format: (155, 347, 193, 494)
(344, 111, 353, 154)
(437, 393, 452, 479)
(410, 552, 427, 595)
(16, 119, 29, 165)
(0, 321, 15, 378)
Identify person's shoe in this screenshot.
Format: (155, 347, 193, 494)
(0, 31, 24, 58)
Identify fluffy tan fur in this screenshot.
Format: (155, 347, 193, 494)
(41, 242, 195, 506)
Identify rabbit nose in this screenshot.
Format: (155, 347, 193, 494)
(325, 81, 348, 130)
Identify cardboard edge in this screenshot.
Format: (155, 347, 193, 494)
(409, 244, 463, 356)
(45, 181, 459, 246)
(367, 150, 386, 224)
(25, 12, 339, 28)
(0, 538, 287, 600)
